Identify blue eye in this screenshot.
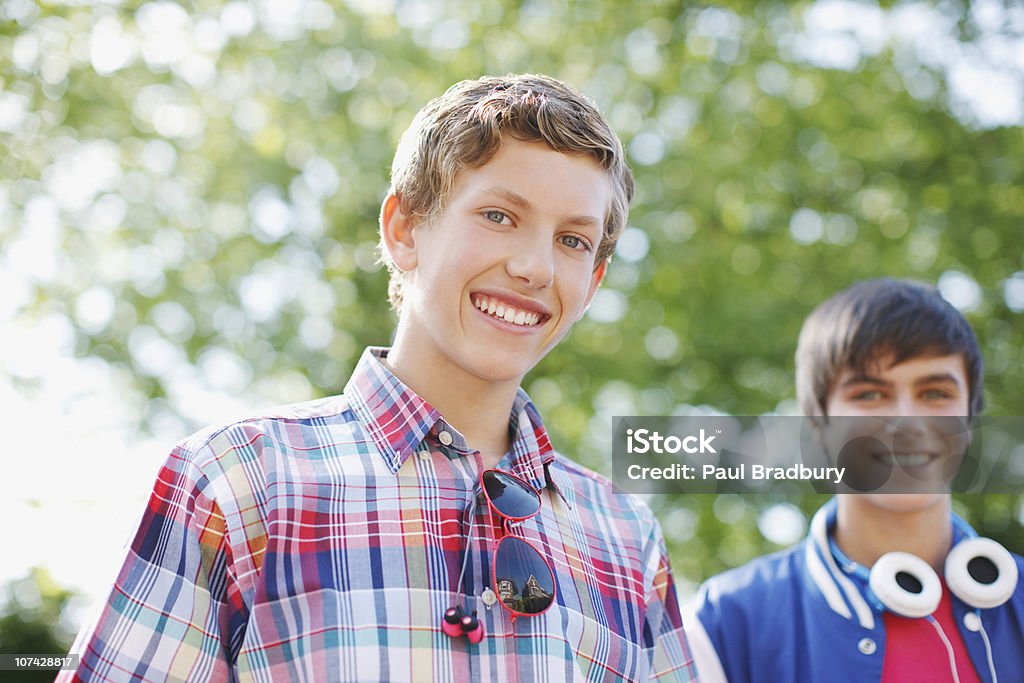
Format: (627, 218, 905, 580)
(922, 389, 954, 400)
(561, 235, 592, 251)
(484, 210, 509, 224)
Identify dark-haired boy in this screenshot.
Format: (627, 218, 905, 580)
(686, 278, 1024, 682)
(60, 75, 698, 682)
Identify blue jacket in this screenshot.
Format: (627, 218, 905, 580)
(685, 500, 1024, 683)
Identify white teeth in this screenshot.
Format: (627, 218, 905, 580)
(472, 295, 543, 327)
(878, 453, 931, 467)
(894, 453, 930, 467)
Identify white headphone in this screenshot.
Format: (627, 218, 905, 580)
(867, 533, 1018, 618)
(864, 532, 1018, 683)
(819, 503, 1018, 683)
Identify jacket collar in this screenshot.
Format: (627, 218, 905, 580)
(805, 498, 977, 630)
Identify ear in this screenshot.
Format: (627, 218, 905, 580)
(380, 193, 419, 272)
(576, 259, 608, 322)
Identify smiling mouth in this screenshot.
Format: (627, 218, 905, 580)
(471, 294, 548, 327)
(871, 452, 936, 468)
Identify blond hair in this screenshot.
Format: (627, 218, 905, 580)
(381, 73, 633, 309)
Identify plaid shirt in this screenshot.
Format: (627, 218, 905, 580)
(62, 348, 697, 682)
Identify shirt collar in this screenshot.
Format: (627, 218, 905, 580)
(345, 347, 564, 501)
(504, 389, 565, 503)
(345, 347, 441, 473)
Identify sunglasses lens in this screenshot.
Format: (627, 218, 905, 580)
(493, 536, 555, 615)
(482, 470, 541, 519)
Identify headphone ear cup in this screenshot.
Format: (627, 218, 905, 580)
(461, 613, 484, 644)
(946, 537, 1019, 609)
(869, 552, 942, 618)
(441, 607, 465, 638)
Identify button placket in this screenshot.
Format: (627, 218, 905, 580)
(414, 441, 432, 462)
(963, 612, 982, 632)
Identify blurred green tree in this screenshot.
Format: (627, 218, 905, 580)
(0, 569, 77, 682)
(1, 0, 1021, 618)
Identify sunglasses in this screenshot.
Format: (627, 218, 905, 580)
(481, 469, 557, 621)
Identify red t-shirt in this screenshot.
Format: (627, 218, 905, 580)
(881, 585, 981, 683)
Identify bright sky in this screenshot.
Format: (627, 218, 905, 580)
(0, 313, 265, 629)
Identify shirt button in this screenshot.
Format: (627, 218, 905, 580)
(438, 430, 454, 446)
(418, 449, 431, 461)
(858, 638, 877, 655)
(963, 612, 982, 632)
(481, 588, 497, 606)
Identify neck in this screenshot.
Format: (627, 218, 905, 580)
(834, 495, 953, 573)
(384, 338, 520, 470)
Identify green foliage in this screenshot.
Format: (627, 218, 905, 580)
(2, 0, 1022, 612)
(0, 569, 77, 682)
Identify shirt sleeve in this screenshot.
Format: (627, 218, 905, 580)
(58, 443, 243, 682)
(642, 520, 701, 682)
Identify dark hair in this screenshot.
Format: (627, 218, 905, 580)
(795, 278, 984, 417)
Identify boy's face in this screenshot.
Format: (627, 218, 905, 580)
(821, 353, 971, 512)
(387, 138, 609, 387)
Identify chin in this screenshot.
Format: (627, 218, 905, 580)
(473, 366, 530, 384)
(461, 350, 537, 385)
(856, 492, 948, 514)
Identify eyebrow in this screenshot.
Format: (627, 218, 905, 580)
(839, 373, 963, 388)
(482, 187, 603, 229)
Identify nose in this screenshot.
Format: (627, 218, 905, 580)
(894, 392, 918, 417)
(505, 234, 554, 288)
(885, 392, 928, 435)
